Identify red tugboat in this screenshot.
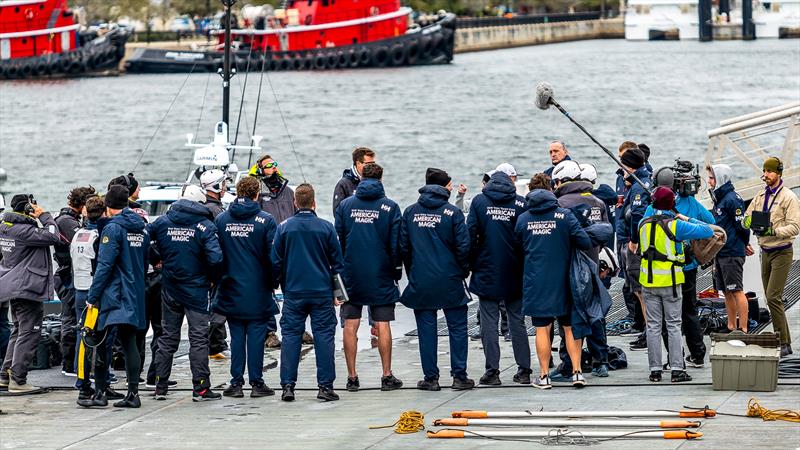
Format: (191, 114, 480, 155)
(0, 0, 129, 79)
(125, 0, 455, 73)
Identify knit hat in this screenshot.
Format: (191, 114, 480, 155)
(104, 185, 130, 209)
(620, 148, 646, 170)
(652, 186, 675, 211)
(637, 143, 651, 161)
(763, 157, 783, 174)
(425, 168, 451, 187)
(108, 173, 139, 196)
(10, 194, 32, 213)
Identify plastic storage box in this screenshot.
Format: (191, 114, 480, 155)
(710, 332, 780, 392)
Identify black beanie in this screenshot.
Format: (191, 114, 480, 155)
(638, 143, 651, 161)
(104, 185, 129, 209)
(108, 173, 138, 196)
(425, 168, 451, 187)
(10, 194, 32, 213)
(621, 148, 646, 170)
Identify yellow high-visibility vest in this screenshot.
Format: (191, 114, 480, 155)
(638, 216, 685, 289)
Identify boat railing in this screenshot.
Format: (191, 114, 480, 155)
(699, 101, 800, 207)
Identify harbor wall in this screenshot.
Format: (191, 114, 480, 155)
(454, 18, 624, 53)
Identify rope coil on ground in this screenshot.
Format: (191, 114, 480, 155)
(369, 410, 425, 434)
(746, 398, 800, 423)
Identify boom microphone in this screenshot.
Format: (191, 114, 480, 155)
(534, 82, 553, 110)
(534, 81, 651, 193)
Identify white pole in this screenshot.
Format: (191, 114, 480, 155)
(434, 418, 701, 428)
(428, 429, 704, 439)
(451, 409, 716, 418)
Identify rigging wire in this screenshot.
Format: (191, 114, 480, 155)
(189, 70, 214, 175)
(264, 65, 307, 182)
(231, 57, 254, 164)
(131, 62, 198, 172)
(233, 44, 254, 147)
(249, 52, 268, 169)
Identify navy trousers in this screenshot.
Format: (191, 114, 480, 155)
(557, 319, 609, 375)
(228, 317, 270, 386)
(279, 297, 336, 388)
(413, 305, 469, 381)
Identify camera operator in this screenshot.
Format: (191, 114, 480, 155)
(650, 161, 715, 368)
(744, 157, 799, 357)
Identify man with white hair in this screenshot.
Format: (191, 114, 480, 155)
(149, 185, 224, 402)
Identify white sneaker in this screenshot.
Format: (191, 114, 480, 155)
(572, 372, 586, 388)
(533, 374, 552, 390)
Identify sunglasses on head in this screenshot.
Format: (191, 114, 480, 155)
(261, 162, 278, 169)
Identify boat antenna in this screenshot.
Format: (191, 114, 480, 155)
(221, 0, 237, 139)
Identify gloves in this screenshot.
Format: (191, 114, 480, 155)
(742, 215, 752, 229)
(762, 227, 776, 237)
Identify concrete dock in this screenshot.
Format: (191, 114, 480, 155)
(1, 301, 798, 449)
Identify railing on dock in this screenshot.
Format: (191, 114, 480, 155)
(456, 12, 610, 29)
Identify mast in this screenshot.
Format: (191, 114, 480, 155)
(221, 0, 236, 138)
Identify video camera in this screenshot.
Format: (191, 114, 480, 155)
(655, 159, 702, 197)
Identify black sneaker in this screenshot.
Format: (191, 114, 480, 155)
(146, 379, 177, 389)
(649, 370, 662, 382)
(469, 334, 482, 341)
(671, 370, 692, 383)
(223, 384, 244, 398)
(317, 386, 339, 402)
(281, 384, 296, 402)
(77, 391, 108, 408)
(346, 376, 360, 392)
(113, 392, 141, 408)
(513, 368, 532, 385)
(629, 337, 647, 351)
(451, 377, 475, 390)
(380, 374, 403, 391)
(105, 386, 125, 400)
(192, 387, 221, 402)
(416, 378, 441, 391)
(685, 355, 704, 368)
(503, 332, 512, 342)
(78, 387, 95, 401)
(250, 382, 275, 398)
(153, 386, 168, 400)
(479, 370, 501, 386)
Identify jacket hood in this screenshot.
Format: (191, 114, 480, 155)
(229, 198, 262, 219)
(482, 172, 516, 203)
(166, 199, 212, 225)
(555, 180, 593, 197)
(342, 168, 360, 183)
(355, 178, 385, 200)
(525, 189, 559, 213)
(1, 211, 37, 225)
(712, 164, 733, 188)
(593, 183, 617, 206)
(111, 208, 146, 233)
(417, 185, 451, 209)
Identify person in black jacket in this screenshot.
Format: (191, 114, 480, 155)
(467, 170, 531, 386)
(400, 168, 474, 391)
(214, 177, 279, 399)
(54, 186, 96, 376)
(334, 163, 403, 392)
(708, 164, 751, 332)
(273, 183, 344, 402)
(199, 169, 230, 359)
(332, 146, 375, 215)
(149, 186, 223, 402)
(0, 194, 61, 392)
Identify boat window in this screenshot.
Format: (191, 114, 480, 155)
(307, 0, 313, 6)
(322, 0, 329, 6)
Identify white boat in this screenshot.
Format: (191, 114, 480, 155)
(624, 0, 700, 40)
(753, 0, 800, 38)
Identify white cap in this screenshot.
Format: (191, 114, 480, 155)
(552, 160, 582, 182)
(579, 163, 598, 184)
(180, 184, 207, 203)
(200, 169, 226, 193)
(494, 163, 517, 177)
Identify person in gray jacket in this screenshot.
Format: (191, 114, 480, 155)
(0, 194, 61, 392)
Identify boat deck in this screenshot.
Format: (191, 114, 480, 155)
(1, 298, 798, 449)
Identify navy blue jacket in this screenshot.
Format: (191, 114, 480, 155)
(272, 209, 344, 300)
(594, 183, 617, 242)
(544, 155, 572, 178)
(712, 181, 750, 257)
(570, 249, 612, 339)
(466, 172, 525, 300)
(148, 199, 222, 313)
(213, 198, 279, 320)
(514, 190, 592, 318)
(88, 209, 150, 331)
(614, 168, 628, 243)
(334, 179, 401, 306)
(616, 167, 652, 244)
(400, 185, 470, 310)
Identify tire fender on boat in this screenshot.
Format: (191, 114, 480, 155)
(279, 56, 291, 71)
(419, 35, 433, 59)
(20, 60, 33, 77)
(0, 63, 5, 78)
(357, 47, 371, 66)
(325, 52, 337, 69)
(33, 60, 48, 76)
(346, 49, 359, 68)
(371, 45, 389, 68)
(336, 51, 348, 69)
(430, 33, 444, 54)
(314, 52, 327, 70)
(406, 38, 420, 65)
(292, 55, 303, 70)
(389, 43, 406, 66)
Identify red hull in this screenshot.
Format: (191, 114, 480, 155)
(0, 0, 78, 59)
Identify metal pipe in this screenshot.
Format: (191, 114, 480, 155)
(451, 409, 716, 418)
(434, 418, 701, 428)
(708, 107, 800, 138)
(427, 429, 704, 439)
(719, 102, 799, 126)
(221, 0, 236, 137)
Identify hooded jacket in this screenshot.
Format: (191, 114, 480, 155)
(332, 167, 360, 215)
(204, 194, 225, 218)
(257, 174, 296, 224)
(400, 185, 470, 310)
(556, 180, 610, 263)
(0, 211, 61, 302)
(711, 179, 749, 258)
(616, 167, 652, 245)
(148, 199, 223, 313)
(272, 208, 344, 300)
(54, 207, 81, 276)
(570, 249, 612, 339)
(514, 190, 592, 318)
(466, 172, 525, 300)
(334, 179, 401, 306)
(88, 209, 150, 330)
(213, 198, 279, 320)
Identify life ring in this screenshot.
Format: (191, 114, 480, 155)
(357, 47, 371, 66)
(314, 52, 326, 70)
(336, 51, 348, 69)
(406, 38, 420, 65)
(346, 49, 358, 68)
(371, 45, 389, 68)
(389, 43, 406, 66)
